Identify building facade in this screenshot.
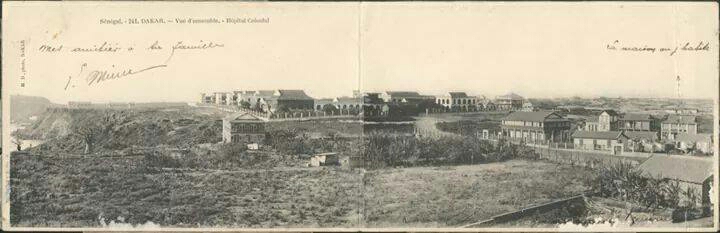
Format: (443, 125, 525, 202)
(495, 93, 524, 111)
(222, 112, 266, 144)
(572, 131, 629, 154)
(500, 111, 572, 143)
(435, 92, 476, 112)
(661, 115, 698, 140)
(263, 90, 315, 113)
(618, 113, 660, 132)
(333, 97, 363, 111)
(314, 98, 334, 111)
(598, 110, 619, 131)
(379, 91, 435, 105)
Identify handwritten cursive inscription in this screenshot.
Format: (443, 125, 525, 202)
(164, 40, 224, 63)
(86, 64, 167, 86)
(606, 40, 710, 56)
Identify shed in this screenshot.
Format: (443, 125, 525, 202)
(637, 155, 713, 214)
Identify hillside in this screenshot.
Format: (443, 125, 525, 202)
(22, 107, 224, 155)
(10, 95, 58, 123)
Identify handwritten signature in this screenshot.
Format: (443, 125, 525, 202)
(86, 64, 167, 86)
(65, 63, 167, 88)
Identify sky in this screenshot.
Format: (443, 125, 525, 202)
(3, 2, 718, 104)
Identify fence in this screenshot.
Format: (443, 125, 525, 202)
(268, 110, 360, 120)
(200, 103, 362, 121)
(533, 146, 644, 168)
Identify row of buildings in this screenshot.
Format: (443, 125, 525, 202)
(200, 90, 318, 113)
(500, 109, 712, 154)
(201, 90, 531, 115)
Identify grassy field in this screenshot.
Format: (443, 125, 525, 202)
(362, 159, 593, 227)
(10, 155, 364, 228)
(10, 155, 593, 228)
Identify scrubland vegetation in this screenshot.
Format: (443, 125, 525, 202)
(10, 106, 707, 228)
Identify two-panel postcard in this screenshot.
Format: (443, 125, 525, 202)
(1, 1, 718, 232)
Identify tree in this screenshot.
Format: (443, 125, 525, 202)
(12, 137, 22, 151)
(239, 100, 251, 109)
(253, 102, 264, 112)
(322, 104, 338, 114)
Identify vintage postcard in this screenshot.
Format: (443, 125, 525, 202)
(1, 1, 718, 231)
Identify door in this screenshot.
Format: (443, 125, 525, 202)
(614, 146, 623, 155)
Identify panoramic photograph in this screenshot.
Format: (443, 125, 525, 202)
(2, 1, 718, 231)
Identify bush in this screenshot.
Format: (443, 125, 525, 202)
(585, 162, 688, 210)
(361, 133, 532, 169)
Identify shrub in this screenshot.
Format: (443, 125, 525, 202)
(585, 162, 689, 210)
(360, 133, 528, 169)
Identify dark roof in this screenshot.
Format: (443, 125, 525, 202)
(503, 111, 562, 122)
(675, 133, 712, 143)
(385, 91, 421, 97)
(275, 90, 314, 100)
(496, 92, 524, 100)
(334, 97, 362, 103)
(572, 131, 626, 140)
(663, 115, 697, 124)
(637, 155, 713, 184)
(448, 92, 469, 98)
(314, 98, 334, 104)
(601, 110, 619, 116)
(621, 113, 654, 121)
(624, 131, 658, 141)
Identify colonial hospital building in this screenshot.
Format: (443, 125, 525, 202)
(500, 111, 572, 143)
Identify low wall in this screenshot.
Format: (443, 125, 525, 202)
(462, 193, 592, 227)
(534, 147, 645, 167)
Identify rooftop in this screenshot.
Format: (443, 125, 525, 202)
(385, 91, 421, 97)
(448, 92, 469, 98)
(503, 111, 563, 122)
(223, 112, 266, 122)
(274, 90, 314, 100)
(496, 92, 524, 100)
(571, 131, 625, 140)
(601, 110, 619, 116)
(624, 131, 658, 141)
(637, 154, 713, 184)
(675, 133, 712, 143)
(621, 113, 655, 121)
(334, 96, 362, 103)
(663, 115, 697, 124)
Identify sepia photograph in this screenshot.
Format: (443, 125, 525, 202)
(1, 1, 718, 231)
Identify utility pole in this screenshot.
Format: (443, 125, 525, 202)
(676, 75, 682, 107)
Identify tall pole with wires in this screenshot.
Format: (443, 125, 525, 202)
(676, 75, 682, 107)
